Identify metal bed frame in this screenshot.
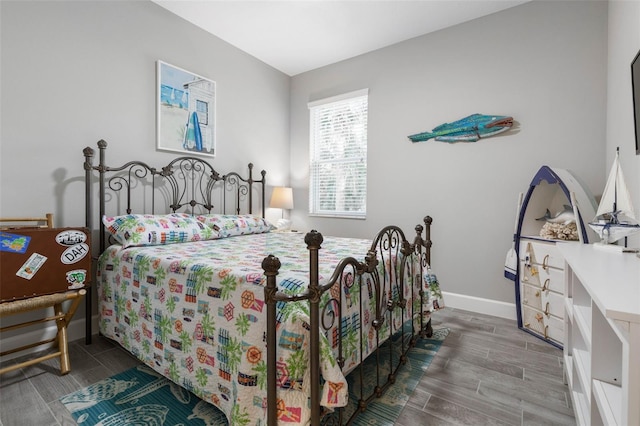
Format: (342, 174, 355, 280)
(264, 219, 433, 425)
(83, 139, 433, 425)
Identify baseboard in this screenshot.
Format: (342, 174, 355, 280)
(2, 293, 514, 361)
(442, 291, 517, 320)
(0, 315, 100, 362)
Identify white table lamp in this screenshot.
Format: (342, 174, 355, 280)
(270, 186, 293, 230)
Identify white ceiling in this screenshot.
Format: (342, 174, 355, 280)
(152, 0, 529, 76)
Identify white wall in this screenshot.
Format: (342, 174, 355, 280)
(607, 0, 640, 249)
(0, 0, 290, 341)
(290, 1, 609, 313)
(0, 1, 291, 226)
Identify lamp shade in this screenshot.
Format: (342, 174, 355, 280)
(270, 187, 294, 210)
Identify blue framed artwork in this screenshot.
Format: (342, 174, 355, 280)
(157, 61, 216, 157)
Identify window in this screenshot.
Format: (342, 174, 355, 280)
(196, 100, 209, 125)
(308, 89, 368, 218)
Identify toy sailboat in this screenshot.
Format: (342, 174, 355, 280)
(588, 148, 640, 246)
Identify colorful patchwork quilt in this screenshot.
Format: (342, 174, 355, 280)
(97, 232, 443, 425)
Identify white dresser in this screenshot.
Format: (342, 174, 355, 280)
(559, 244, 640, 426)
(514, 166, 598, 348)
(519, 239, 566, 346)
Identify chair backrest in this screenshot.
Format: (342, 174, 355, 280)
(0, 214, 54, 230)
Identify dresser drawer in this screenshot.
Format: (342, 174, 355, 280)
(541, 288, 564, 319)
(519, 240, 567, 348)
(519, 240, 564, 270)
(522, 305, 563, 346)
(522, 282, 543, 311)
(520, 261, 564, 294)
(545, 314, 563, 345)
(521, 283, 564, 319)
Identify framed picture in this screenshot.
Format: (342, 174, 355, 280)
(157, 61, 216, 157)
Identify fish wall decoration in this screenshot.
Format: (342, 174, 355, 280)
(408, 113, 514, 143)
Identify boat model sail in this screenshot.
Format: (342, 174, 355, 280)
(588, 148, 640, 245)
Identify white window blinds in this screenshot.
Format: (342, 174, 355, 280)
(308, 89, 368, 218)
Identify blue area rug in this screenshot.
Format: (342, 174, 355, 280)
(60, 329, 447, 425)
(60, 364, 228, 425)
(344, 327, 448, 425)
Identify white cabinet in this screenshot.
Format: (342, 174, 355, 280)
(514, 166, 598, 348)
(560, 244, 640, 426)
(519, 240, 566, 346)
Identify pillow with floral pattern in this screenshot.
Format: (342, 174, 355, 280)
(102, 213, 219, 248)
(196, 214, 274, 238)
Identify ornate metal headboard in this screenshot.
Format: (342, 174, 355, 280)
(83, 139, 267, 253)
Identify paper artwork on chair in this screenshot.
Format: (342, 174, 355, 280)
(157, 61, 216, 157)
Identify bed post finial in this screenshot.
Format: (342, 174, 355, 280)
(304, 230, 323, 425)
(261, 169, 267, 218)
(83, 147, 94, 165)
(423, 216, 432, 256)
(262, 254, 281, 426)
(262, 254, 281, 276)
(84, 146, 94, 237)
(415, 217, 433, 247)
(304, 230, 324, 248)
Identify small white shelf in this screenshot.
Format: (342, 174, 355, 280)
(564, 297, 574, 321)
(573, 304, 592, 348)
(593, 379, 622, 426)
(572, 388, 590, 426)
(519, 234, 574, 244)
(564, 353, 573, 388)
(573, 348, 590, 392)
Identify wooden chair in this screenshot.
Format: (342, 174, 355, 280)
(0, 214, 86, 375)
(0, 213, 54, 230)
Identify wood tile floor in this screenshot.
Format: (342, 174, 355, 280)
(0, 307, 575, 425)
(397, 308, 575, 426)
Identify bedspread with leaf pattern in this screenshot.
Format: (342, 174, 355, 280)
(97, 232, 440, 425)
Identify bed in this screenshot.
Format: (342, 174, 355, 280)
(84, 140, 443, 425)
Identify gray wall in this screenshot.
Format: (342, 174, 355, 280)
(1, 1, 291, 225)
(289, 1, 609, 310)
(0, 1, 290, 338)
(607, 0, 640, 250)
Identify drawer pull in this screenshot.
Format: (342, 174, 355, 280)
(544, 302, 550, 316)
(542, 279, 550, 292)
(535, 290, 540, 297)
(542, 255, 550, 271)
(544, 325, 549, 339)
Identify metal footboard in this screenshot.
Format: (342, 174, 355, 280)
(263, 217, 433, 425)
